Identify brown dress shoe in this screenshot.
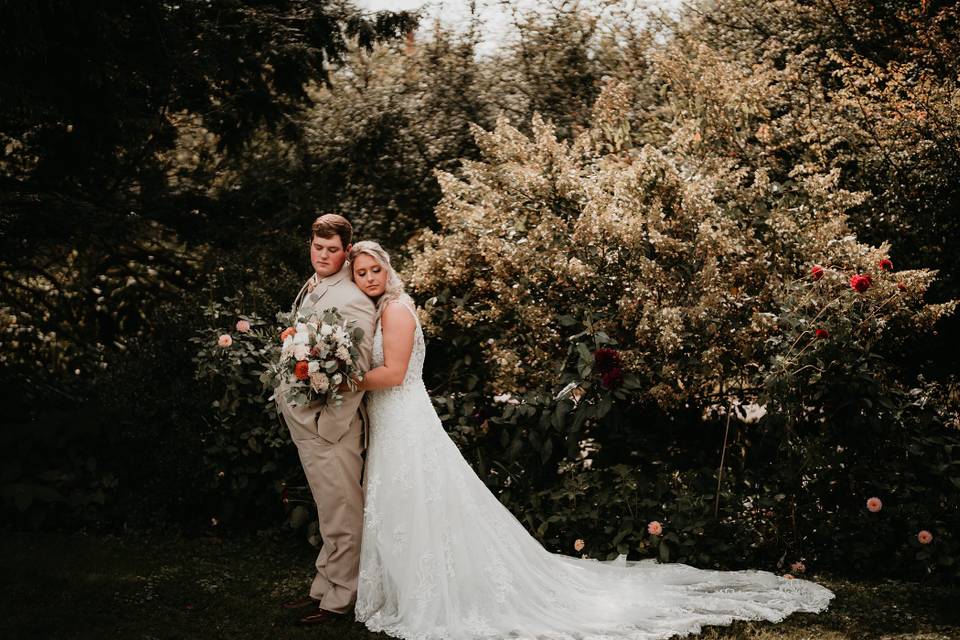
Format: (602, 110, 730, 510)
(298, 607, 351, 625)
(280, 596, 319, 610)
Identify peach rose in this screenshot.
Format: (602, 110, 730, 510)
(236, 319, 251, 333)
(217, 334, 233, 348)
(790, 561, 806, 574)
(280, 327, 296, 342)
(647, 521, 663, 536)
(573, 539, 585, 552)
(866, 497, 882, 513)
(917, 530, 933, 545)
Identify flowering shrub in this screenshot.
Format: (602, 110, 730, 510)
(407, 81, 959, 578)
(190, 298, 298, 528)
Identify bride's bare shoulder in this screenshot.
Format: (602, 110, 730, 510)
(380, 299, 418, 330)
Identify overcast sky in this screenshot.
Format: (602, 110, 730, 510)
(353, 0, 680, 56)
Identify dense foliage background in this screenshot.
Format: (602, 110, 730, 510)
(2, 0, 958, 583)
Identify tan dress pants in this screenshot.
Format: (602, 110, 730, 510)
(290, 411, 365, 613)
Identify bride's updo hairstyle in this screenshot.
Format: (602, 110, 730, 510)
(349, 240, 415, 313)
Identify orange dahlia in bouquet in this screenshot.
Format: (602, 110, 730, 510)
(264, 307, 365, 408)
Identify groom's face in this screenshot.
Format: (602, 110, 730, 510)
(311, 234, 350, 278)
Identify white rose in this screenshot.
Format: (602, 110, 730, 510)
(292, 330, 309, 345)
(308, 360, 320, 374)
(331, 373, 342, 385)
(320, 324, 333, 336)
(293, 344, 310, 361)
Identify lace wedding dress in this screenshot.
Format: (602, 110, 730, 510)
(355, 301, 834, 640)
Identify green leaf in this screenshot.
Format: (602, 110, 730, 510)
(658, 540, 671, 563)
(289, 505, 310, 529)
(577, 342, 592, 364)
(540, 438, 554, 463)
(596, 395, 613, 418)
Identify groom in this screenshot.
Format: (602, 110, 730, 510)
(276, 214, 376, 625)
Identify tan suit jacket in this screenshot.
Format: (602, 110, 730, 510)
(278, 262, 376, 445)
(275, 261, 375, 612)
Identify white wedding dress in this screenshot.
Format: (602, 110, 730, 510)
(356, 301, 834, 640)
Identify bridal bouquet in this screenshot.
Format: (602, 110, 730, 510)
(265, 307, 365, 408)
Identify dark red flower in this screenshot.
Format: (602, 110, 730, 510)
(815, 328, 829, 339)
(294, 360, 310, 381)
(601, 367, 624, 389)
(281, 487, 289, 505)
(849, 274, 871, 293)
(879, 259, 893, 271)
(811, 265, 824, 281)
(897, 282, 906, 291)
(593, 348, 622, 374)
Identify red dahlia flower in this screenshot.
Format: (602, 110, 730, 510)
(601, 367, 624, 389)
(849, 274, 871, 293)
(593, 348, 622, 374)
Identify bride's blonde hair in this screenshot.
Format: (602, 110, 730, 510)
(349, 240, 415, 313)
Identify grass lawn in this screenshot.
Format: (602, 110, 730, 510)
(1, 530, 958, 640)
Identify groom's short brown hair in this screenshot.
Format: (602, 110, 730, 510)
(311, 213, 353, 248)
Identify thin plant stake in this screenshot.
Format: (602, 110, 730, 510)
(715, 405, 733, 518)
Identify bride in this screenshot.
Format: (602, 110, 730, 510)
(346, 240, 834, 640)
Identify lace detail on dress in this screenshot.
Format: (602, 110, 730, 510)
(355, 302, 835, 640)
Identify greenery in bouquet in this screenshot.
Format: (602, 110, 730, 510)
(264, 307, 365, 408)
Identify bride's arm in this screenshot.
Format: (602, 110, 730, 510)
(355, 302, 416, 391)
